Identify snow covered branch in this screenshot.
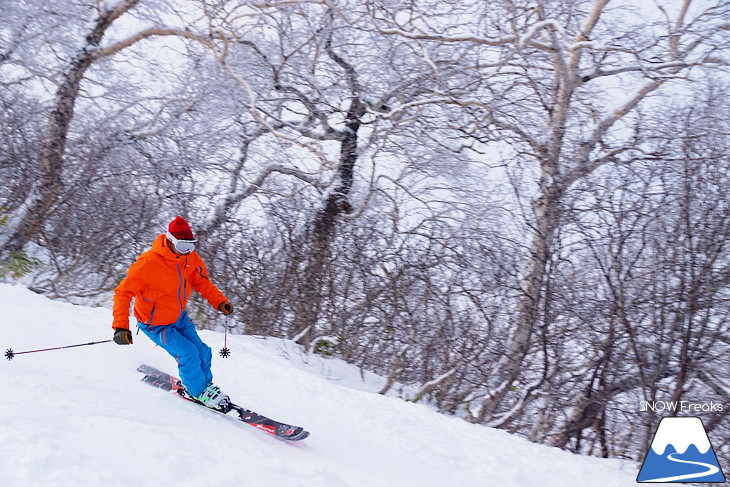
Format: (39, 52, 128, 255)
(90, 28, 215, 60)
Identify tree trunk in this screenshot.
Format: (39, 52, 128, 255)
(1, 0, 142, 259)
(292, 98, 366, 347)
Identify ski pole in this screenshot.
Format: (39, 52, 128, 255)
(219, 314, 231, 358)
(5, 339, 113, 361)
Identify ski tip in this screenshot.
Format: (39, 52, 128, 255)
(285, 430, 310, 441)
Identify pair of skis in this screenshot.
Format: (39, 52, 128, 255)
(137, 364, 309, 441)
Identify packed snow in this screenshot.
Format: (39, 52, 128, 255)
(0, 283, 656, 486)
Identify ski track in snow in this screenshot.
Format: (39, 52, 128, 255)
(0, 284, 652, 487)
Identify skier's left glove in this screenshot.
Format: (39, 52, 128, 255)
(218, 301, 234, 316)
(113, 328, 133, 345)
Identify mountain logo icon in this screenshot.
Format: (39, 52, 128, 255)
(637, 416, 725, 483)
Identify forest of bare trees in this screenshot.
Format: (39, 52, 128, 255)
(1, 0, 728, 471)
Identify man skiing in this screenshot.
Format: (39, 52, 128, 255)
(112, 216, 234, 410)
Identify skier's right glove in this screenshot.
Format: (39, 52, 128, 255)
(113, 328, 133, 345)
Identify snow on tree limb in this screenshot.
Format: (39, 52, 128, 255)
(90, 28, 215, 60)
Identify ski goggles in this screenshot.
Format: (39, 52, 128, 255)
(166, 231, 197, 254)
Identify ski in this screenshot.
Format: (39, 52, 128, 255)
(137, 364, 310, 441)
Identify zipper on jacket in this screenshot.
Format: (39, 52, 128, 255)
(183, 256, 189, 310)
(175, 263, 184, 316)
(146, 306, 156, 326)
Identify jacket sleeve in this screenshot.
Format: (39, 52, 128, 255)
(190, 258, 227, 310)
(112, 259, 146, 330)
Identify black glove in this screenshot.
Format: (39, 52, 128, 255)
(113, 328, 133, 345)
(218, 301, 234, 316)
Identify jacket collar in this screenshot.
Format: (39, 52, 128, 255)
(152, 234, 190, 260)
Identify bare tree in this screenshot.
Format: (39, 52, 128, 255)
(370, 0, 730, 424)
(181, 2, 462, 346)
(0, 0, 220, 261)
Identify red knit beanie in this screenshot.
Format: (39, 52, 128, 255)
(168, 216, 195, 240)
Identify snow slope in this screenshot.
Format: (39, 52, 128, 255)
(0, 284, 653, 487)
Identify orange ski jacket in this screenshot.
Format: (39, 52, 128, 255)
(112, 234, 227, 330)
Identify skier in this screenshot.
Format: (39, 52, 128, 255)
(112, 216, 235, 409)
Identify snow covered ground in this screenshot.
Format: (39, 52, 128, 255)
(0, 283, 656, 486)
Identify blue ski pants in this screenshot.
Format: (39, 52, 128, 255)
(139, 310, 212, 397)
